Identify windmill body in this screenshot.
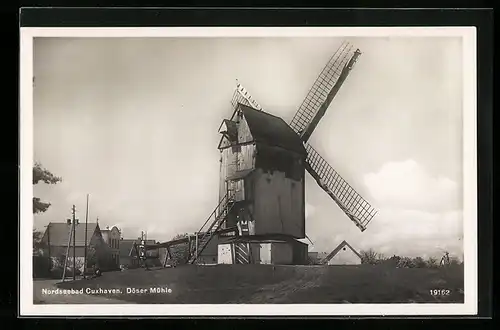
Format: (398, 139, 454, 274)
(217, 105, 307, 240)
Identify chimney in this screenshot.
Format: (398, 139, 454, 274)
(67, 219, 71, 225)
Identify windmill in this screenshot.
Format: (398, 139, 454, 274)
(150, 41, 377, 266)
(227, 41, 376, 230)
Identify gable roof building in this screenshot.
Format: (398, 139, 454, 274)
(322, 240, 362, 265)
(42, 222, 100, 247)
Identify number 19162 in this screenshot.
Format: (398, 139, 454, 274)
(430, 289, 451, 296)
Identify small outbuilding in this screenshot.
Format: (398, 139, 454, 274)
(322, 240, 362, 265)
(217, 234, 308, 265)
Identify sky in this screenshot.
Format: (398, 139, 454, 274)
(32, 36, 464, 259)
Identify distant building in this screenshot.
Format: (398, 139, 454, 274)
(41, 221, 115, 272)
(100, 226, 121, 269)
(119, 238, 156, 267)
(317, 251, 329, 260)
(308, 251, 319, 262)
(322, 240, 362, 265)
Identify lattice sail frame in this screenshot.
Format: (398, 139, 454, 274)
(304, 143, 376, 231)
(289, 41, 355, 136)
(231, 83, 263, 111)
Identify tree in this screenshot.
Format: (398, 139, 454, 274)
(33, 162, 62, 214)
(360, 249, 381, 265)
(413, 256, 427, 268)
(167, 233, 190, 265)
(172, 233, 189, 240)
(33, 228, 46, 254)
(385, 254, 401, 267)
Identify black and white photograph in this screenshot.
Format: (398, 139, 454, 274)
(20, 27, 477, 316)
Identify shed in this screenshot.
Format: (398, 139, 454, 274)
(218, 234, 307, 265)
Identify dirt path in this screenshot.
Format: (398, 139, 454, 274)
(33, 279, 132, 304)
(228, 266, 329, 303)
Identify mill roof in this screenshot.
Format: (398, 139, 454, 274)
(322, 240, 362, 263)
(43, 222, 99, 247)
(238, 104, 307, 155)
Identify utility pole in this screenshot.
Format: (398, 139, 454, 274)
(83, 194, 89, 279)
(47, 223, 51, 273)
(72, 204, 76, 281)
(195, 232, 198, 262)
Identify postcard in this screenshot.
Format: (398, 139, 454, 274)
(20, 26, 477, 316)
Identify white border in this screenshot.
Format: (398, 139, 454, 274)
(20, 27, 477, 316)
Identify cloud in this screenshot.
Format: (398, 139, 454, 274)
(364, 159, 460, 212)
(303, 160, 464, 259)
(354, 159, 464, 258)
(365, 208, 463, 258)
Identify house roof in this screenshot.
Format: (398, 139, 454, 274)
(322, 240, 362, 263)
(43, 222, 99, 247)
(238, 104, 306, 155)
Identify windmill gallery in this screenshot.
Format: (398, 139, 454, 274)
(144, 41, 378, 266)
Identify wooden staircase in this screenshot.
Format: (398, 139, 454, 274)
(186, 192, 236, 264)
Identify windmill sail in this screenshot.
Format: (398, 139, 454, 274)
(289, 41, 358, 139)
(304, 143, 377, 232)
(231, 83, 263, 111)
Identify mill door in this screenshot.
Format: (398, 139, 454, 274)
(217, 244, 233, 264)
(259, 243, 272, 264)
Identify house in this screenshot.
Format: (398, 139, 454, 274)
(308, 251, 319, 263)
(119, 238, 157, 268)
(322, 240, 362, 265)
(100, 226, 121, 268)
(41, 221, 115, 273)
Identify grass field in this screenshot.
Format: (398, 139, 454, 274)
(50, 264, 464, 304)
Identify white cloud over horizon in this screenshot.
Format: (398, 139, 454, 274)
(364, 159, 461, 212)
(304, 159, 463, 259)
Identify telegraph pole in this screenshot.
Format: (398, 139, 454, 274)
(83, 194, 89, 279)
(72, 204, 76, 281)
(47, 223, 51, 273)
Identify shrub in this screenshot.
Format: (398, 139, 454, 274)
(397, 257, 416, 268)
(413, 257, 427, 268)
(426, 257, 439, 268)
(33, 256, 51, 278)
(307, 256, 320, 265)
(360, 249, 381, 265)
